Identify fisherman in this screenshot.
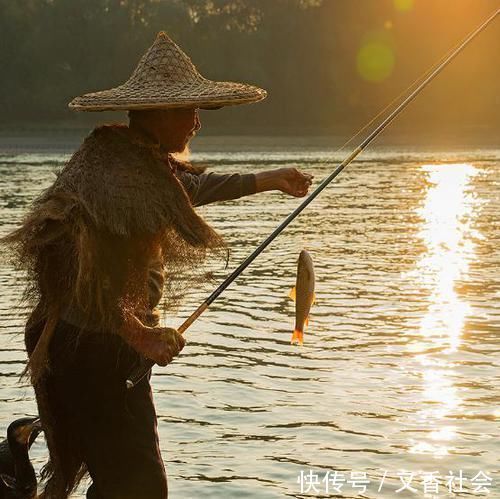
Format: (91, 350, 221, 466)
(3, 33, 312, 498)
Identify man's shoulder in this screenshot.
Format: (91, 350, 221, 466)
(63, 124, 162, 181)
(83, 124, 141, 151)
(55, 125, 195, 236)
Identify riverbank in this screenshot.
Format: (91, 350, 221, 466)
(0, 128, 498, 155)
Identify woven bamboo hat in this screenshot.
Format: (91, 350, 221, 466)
(68, 32, 267, 112)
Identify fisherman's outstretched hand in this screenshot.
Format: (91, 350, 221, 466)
(277, 167, 314, 197)
(255, 168, 313, 198)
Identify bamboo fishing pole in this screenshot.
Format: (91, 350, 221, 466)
(126, 8, 499, 389)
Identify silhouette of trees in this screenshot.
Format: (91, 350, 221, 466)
(0, 0, 498, 137)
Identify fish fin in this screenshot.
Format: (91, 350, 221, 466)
(288, 286, 296, 301)
(312, 292, 316, 305)
(291, 329, 304, 346)
(304, 316, 309, 327)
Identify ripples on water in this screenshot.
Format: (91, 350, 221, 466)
(0, 144, 498, 497)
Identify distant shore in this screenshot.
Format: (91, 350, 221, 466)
(0, 128, 498, 155)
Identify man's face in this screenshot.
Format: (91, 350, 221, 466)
(136, 108, 201, 152)
(152, 108, 201, 152)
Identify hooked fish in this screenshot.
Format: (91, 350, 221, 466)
(289, 249, 315, 345)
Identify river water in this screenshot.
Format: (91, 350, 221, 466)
(0, 140, 498, 498)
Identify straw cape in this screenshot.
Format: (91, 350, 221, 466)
(69, 31, 267, 111)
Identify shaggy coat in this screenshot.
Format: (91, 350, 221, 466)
(3, 125, 223, 497)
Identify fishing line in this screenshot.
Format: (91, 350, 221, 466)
(126, 8, 499, 389)
(275, 12, 485, 252)
(328, 7, 498, 160)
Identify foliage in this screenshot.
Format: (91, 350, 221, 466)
(0, 0, 498, 136)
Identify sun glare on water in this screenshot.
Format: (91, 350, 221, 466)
(407, 163, 481, 457)
(414, 163, 479, 352)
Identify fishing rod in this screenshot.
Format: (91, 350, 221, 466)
(126, 8, 499, 389)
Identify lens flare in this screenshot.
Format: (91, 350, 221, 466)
(394, 0, 414, 11)
(357, 41, 395, 82)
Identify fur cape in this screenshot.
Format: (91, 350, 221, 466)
(2, 124, 223, 497)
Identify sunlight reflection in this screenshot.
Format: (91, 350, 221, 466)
(421, 368, 459, 417)
(414, 163, 479, 352)
(409, 441, 449, 457)
(429, 426, 457, 441)
(408, 163, 480, 458)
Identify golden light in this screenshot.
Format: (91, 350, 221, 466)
(429, 426, 457, 441)
(394, 0, 414, 12)
(408, 364, 460, 457)
(356, 41, 395, 82)
(406, 163, 480, 458)
(420, 367, 460, 417)
(414, 163, 479, 352)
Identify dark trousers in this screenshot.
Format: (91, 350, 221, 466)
(38, 320, 168, 498)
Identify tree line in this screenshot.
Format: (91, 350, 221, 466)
(0, 0, 498, 138)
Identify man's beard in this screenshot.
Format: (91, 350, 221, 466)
(173, 144, 191, 162)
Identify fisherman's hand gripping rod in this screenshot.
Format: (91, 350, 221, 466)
(126, 8, 499, 389)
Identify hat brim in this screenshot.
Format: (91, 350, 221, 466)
(69, 79, 266, 112)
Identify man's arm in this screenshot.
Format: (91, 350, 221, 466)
(176, 168, 313, 207)
(175, 170, 257, 207)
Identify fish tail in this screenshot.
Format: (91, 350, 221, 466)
(291, 329, 304, 345)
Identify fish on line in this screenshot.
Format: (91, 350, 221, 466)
(289, 249, 316, 346)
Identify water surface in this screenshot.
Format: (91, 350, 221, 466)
(0, 142, 498, 497)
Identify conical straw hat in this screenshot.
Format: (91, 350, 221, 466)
(69, 32, 267, 111)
